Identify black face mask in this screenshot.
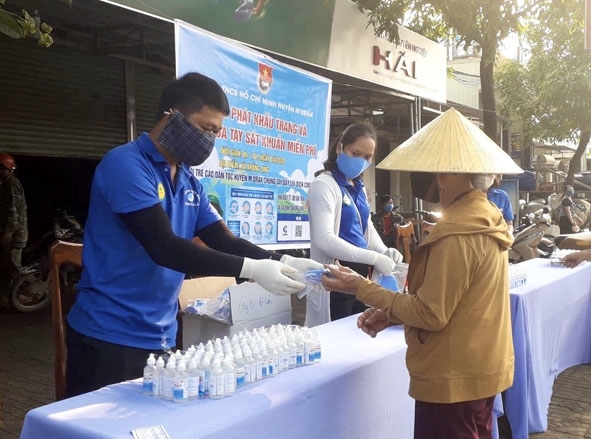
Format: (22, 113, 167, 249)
(410, 172, 440, 204)
(157, 111, 217, 166)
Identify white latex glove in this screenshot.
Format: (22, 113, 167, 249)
(280, 254, 324, 272)
(384, 247, 404, 264)
(240, 258, 305, 296)
(372, 253, 396, 275)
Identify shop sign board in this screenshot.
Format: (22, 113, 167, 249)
(327, 0, 447, 103)
(175, 21, 332, 248)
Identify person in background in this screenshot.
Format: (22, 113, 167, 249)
(66, 72, 321, 397)
(0, 153, 28, 296)
(305, 123, 402, 327)
(371, 193, 405, 248)
(321, 107, 519, 439)
(472, 174, 514, 234)
(558, 185, 581, 234)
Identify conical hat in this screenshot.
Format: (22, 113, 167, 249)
(376, 107, 523, 174)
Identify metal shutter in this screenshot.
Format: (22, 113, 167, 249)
(0, 38, 126, 158)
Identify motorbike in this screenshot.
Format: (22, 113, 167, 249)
(6, 209, 83, 312)
(508, 209, 556, 263)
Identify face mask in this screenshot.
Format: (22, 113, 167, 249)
(336, 147, 371, 179)
(383, 204, 394, 213)
(157, 111, 217, 166)
(566, 190, 574, 196)
(410, 172, 440, 204)
(471, 174, 495, 191)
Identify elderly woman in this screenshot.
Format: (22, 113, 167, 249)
(322, 108, 522, 439)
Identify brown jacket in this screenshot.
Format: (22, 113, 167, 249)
(357, 189, 514, 403)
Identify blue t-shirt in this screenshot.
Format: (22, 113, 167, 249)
(331, 170, 369, 249)
(68, 133, 221, 350)
(487, 188, 514, 222)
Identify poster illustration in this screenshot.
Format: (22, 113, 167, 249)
(175, 21, 332, 247)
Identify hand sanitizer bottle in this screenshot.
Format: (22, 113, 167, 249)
(152, 355, 165, 397)
(233, 348, 246, 388)
(163, 357, 176, 401)
(173, 360, 188, 403)
(142, 353, 156, 395)
(187, 357, 199, 400)
(223, 358, 236, 397)
(209, 356, 224, 400)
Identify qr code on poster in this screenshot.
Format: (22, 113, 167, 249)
(295, 225, 303, 237)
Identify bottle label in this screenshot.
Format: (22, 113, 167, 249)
(224, 374, 235, 394)
(142, 378, 153, 394)
(217, 375, 225, 396)
(188, 376, 199, 398)
(236, 366, 246, 387)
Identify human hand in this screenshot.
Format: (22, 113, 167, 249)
(384, 247, 403, 264)
(373, 253, 396, 275)
(240, 258, 305, 296)
(357, 308, 390, 338)
(280, 254, 323, 272)
(572, 224, 580, 233)
(562, 251, 591, 268)
(322, 262, 366, 295)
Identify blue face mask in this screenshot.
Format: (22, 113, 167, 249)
(566, 190, 574, 196)
(383, 204, 393, 213)
(336, 149, 371, 180)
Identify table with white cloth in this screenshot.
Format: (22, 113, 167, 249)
(504, 258, 591, 439)
(21, 315, 417, 439)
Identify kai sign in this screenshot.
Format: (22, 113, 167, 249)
(372, 46, 417, 79)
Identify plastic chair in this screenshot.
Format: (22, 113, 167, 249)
(395, 222, 416, 263)
(49, 240, 83, 401)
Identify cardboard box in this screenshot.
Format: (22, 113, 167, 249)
(180, 277, 292, 349)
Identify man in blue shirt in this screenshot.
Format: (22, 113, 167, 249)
(472, 173, 514, 234)
(66, 73, 320, 397)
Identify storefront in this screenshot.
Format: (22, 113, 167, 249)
(1, 0, 450, 238)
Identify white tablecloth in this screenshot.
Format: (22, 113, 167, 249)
(504, 258, 591, 439)
(21, 315, 415, 439)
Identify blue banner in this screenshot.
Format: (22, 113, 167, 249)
(175, 21, 332, 248)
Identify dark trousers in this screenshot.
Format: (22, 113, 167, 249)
(414, 396, 495, 439)
(65, 324, 169, 398)
(329, 260, 370, 321)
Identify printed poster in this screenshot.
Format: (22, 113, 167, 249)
(175, 21, 332, 248)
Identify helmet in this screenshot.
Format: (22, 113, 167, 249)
(0, 154, 16, 171)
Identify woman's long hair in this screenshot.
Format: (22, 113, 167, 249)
(315, 123, 377, 177)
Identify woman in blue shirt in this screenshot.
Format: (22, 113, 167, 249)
(306, 123, 402, 326)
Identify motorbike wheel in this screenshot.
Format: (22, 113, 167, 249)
(10, 269, 51, 312)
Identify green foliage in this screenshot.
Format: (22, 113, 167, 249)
(0, 0, 70, 47)
(496, 0, 591, 181)
(353, 0, 536, 141)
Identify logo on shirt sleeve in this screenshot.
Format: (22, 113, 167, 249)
(157, 182, 165, 200)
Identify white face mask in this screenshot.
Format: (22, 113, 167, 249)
(471, 174, 495, 191)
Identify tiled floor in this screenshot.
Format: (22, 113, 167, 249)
(1, 298, 589, 439)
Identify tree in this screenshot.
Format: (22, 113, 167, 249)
(352, 0, 535, 143)
(496, 0, 591, 185)
(0, 0, 71, 47)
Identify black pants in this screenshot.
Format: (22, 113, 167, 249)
(330, 260, 370, 322)
(65, 324, 169, 397)
(559, 216, 576, 234)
